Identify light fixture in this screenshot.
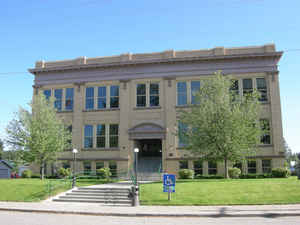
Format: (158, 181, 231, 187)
(134, 148, 139, 153)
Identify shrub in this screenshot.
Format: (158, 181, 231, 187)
(96, 167, 112, 180)
(21, 170, 32, 178)
(228, 167, 241, 179)
(31, 173, 41, 178)
(178, 169, 194, 179)
(271, 168, 290, 178)
(240, 173, 272, 179)
(57, 167, 71, 178)
(195, 174, 224, 179)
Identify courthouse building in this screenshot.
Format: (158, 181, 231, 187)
(29, 44, 285, 177)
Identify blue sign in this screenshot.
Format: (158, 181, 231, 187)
(163, 174, 176, 193)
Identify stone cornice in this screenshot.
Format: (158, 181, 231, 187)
(28, 47, 283, 75)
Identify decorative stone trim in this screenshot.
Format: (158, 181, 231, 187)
(82, 108, 120, 112)
(120, 79, 130, 90)
(133, 106, 161, 110)
(74, 82, 85, 92)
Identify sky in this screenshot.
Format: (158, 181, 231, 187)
(0, 0, 299, 152)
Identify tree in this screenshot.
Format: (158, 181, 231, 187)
(283, 138, 298, 165)
(6, 93, 71, 179)
(0, 138, 3, 159)
(178, 72, 262, 178)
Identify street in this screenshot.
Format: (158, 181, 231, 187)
(0, 211, 299, 225)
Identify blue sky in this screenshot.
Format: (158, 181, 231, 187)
(0, 0, 299, 152)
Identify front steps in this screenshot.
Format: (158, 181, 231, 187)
(53, 187, 132, 206)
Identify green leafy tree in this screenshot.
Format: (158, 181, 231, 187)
(6, 93, 71, 179)
(0, 138, 3, 159)
(178, 72, 262, 178)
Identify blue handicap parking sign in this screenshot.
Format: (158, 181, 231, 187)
(163, 174, 176, 193)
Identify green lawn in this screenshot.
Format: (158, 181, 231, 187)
(0, 178, 113, 202)
(140, 176, 300, 205)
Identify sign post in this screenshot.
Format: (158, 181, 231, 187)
(163, 174, 175, 201)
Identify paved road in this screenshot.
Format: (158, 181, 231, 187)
(1, 211, 300, 225)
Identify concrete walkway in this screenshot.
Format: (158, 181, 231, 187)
(0, 182, 300, 217)
(0, 202, 300, 217)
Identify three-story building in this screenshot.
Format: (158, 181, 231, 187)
(29, 44, 284, 177)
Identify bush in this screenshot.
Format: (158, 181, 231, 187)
(96, 167, 112, 180)
(31, 173, 41, 178)
(228, 167, 241, 179)
(21, 170, 32, 178)
(240, 173, 272, 179)
(178, 169, 194, 179)
(57, 167, 71, 178)
(271, 168, 290, 178)
(195, 174, 224, 179)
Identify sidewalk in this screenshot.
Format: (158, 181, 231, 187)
(0, 201, 300, 217)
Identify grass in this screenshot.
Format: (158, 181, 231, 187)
(140, 176, 300, 205)
(0, 178, 114, 202)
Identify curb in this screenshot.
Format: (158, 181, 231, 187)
(0, 207, 300, 218)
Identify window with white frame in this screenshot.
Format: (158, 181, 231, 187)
(97, 87, 106, 109)
(256, 78, 268, 102)
(191, 81, 200, 104)
(86, 85, 119, 110)
(110, 85, 119, 108)
(96, 124, 106, 148)
(136, 83, 159, 107)
(84, 125, 93, 148)
(54, 89, 63, 111)
(248, 160, 256, 174)
(65, 88, 74, 110)
(178, 121, 188, 148)
(85, 87, 95, 110)
(242, 78, 253, 96)
(84, 124, 119, 149)
(43, 89, 51, 100)
(230, 79, 239, 96)
(262, 159, 271, 173)
(109, 124, 119, 148)
(208, 161, 217, 175)
(177, 82, 187, 105)
(260, 119, 271, 144)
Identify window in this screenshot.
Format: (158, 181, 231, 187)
(85, 87, 94, 110)
(262, 159, 271, 173)
(65, 88, 74, 110)
(84, 125, 93, 148)
(177, 82, 187, 105)
(109, 124, 119, 148)
(62, 161, 70, 169)
(208, 161, 217, 175)
(191, 81, 200, 104)
(97, 87, 106, 109)
(256, 78, 267, 102)
(96, 161, 104, 170)
(179, 160, 188, 169)
(178, 122, 188, 147)
(67, 125, 72, 145)
(242, 79, 253, 96)
(248, 160, 256, 174)
(260, 119, 271, 144)
(96, 124, 106, 148)
(230, 80, 239, 96)
(136, 84, 146, 107)
(109, 161, 117, 177)
(54, 89, 63, 111)
(43, 90, 51, 100)
(83, 161, 91, 175)
(193, 160, 203, 176)
(110, 86, 119, 108)
(150, 83, 159, 106)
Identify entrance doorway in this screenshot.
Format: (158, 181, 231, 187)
(135, 139, 162, 173)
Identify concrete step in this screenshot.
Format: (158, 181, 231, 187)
(72, 190, 130, 194)
(59, 195, 129, 200)
(53, 198, 132, 204)
(66, 192, 129, 197)
(77, 187, 130, 191)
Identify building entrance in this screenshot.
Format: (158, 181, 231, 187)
(135, 139, 162, 175)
